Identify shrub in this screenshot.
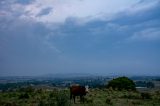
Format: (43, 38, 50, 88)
(56, 91, 70, 106)
(19, 93, 29, 99)
(19, 86, 34, 93)
(85, 98, 93, 103)
(121, 93, 141, 99)
(107, 77, 136, 91)
(141, 92, 151, 99)
(38, 100, 46, 106)
(106, 98, 112, 105)
(131, 101, 142, 105)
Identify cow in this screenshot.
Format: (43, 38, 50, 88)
(70, 85, 89, 103)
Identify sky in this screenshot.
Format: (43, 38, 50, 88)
(0, 0, 160, 76)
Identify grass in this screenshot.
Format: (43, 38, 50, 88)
(0, 88, 160, 106)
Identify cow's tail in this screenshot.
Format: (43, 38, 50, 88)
(70, 93, 72, 100)
(70, 87, 72, 100)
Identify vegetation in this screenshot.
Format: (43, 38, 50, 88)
(0, 87, 70, 106)
(135, 81, 155, 88)
(106, 77, 136, 90)
(0, 87, 160, 106)
(0, 76, 109, 91)
(0, 76, 159, 106)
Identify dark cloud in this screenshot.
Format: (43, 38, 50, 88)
(16, 0, 35, 5)
(111, 1, 160, 25)
(0, 0, 160, 76)
(36, 7, 53, 17)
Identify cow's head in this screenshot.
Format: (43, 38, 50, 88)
(85, 85, 89, 93)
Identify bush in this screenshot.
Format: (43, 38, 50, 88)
(36, 90, 70, 106)
(106, 98, 112, 105)
(121, 92, 141, 99)
(56, 91, 70, 106)
(85, 97, 93, 103)
(131, 101, 142, 105)
(19, 93, 29, 99)
(141, 92, 151, 99)
(107, 77, 136, 91)
(19, 86, 34, 93)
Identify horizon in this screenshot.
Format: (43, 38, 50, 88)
(0, 72, 160, 77)
(0, 0, 160, 76)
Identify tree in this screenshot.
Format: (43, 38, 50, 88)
(106, 77, 136, 90)
(146, 82, 155, 88)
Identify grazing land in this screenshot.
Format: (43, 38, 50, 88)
(0, 87, 160, 106)
(0, 76, 160, 106)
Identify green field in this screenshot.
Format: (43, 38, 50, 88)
(0, 87, 160, 106)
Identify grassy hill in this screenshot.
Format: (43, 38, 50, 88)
(0, 87, 160, 106)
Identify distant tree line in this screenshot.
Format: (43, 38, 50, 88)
(155, 79, 160, 81)
(0, 78, 108, 91)
(135, 81, 155, 88)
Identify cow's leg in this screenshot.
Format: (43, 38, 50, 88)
(70, 93, 72, 104)
(73, 95, 76, 103)
(83, 96, 85, 103)
(80, 95, 84, 103)
(80, 95, 82, 102)
(70, 93, 72, 100)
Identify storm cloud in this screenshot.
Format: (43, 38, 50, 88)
(0, 0, 160, 76)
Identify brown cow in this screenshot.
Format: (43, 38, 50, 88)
(70, 85, 89, 103)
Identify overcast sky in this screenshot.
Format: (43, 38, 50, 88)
(0, 0, 160, 76)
